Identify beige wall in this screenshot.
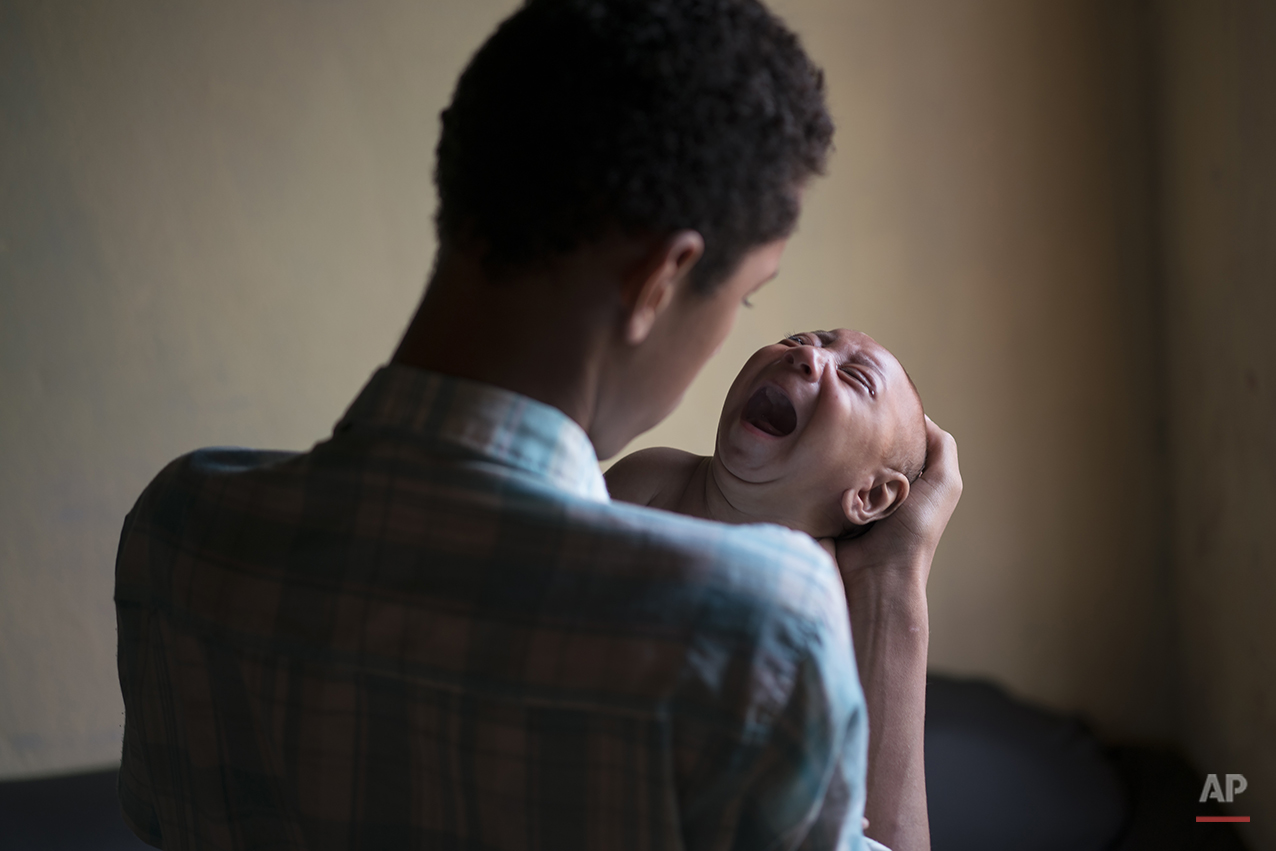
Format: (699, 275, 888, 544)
(1159, 0, 1276, 841)
(0, 0, 519, 777)
(1, 6, 1270, 841)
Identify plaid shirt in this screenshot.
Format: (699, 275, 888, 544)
(116, 365, 877, 851)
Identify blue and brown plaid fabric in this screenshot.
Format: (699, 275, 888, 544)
(115, 365, 876, 850)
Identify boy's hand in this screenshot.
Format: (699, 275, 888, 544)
(833, 416, 961, 585)
(824, 417, 959, 851)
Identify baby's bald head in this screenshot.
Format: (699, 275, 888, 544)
(887, 369, 927, 484)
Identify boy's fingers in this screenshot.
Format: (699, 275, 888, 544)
(916, 417, 962, 509)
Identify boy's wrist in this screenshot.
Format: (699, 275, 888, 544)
(843, 562, 930, 628)
(837, 539, 934, 588)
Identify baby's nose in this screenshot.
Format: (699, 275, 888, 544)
(784, 347, 820, 378)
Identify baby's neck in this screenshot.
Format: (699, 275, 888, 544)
(664, 454, 827, 538)
(660, 455, 733, 523)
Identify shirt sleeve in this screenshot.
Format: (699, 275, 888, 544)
(672, 543, 873, 851)
(792, 690, 875, 851)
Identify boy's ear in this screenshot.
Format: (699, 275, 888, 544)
(841, 472, 911, 526)
(622, 230, 704, 345)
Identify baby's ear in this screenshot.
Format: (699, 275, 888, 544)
(841, 472, 911, 526)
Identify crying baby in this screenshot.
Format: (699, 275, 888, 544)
(605, 329, 927, 541)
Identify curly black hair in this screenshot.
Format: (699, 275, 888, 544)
(434, 0, 834, 291)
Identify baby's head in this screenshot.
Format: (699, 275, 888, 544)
(713, 329, 926, 539)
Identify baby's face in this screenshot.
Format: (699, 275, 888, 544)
(714, 329, 922, 536)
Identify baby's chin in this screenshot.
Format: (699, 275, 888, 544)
(713, 427, 780, 483)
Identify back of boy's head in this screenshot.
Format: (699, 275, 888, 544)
(434, 0, 833, 290)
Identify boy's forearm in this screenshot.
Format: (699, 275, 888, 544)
(833, 417, 959, 851)
(844, 561, 931, 851)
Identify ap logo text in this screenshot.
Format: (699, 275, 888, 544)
(1200, 774, 1247, 803)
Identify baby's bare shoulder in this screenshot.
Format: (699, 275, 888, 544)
(604, 447, 703, 508)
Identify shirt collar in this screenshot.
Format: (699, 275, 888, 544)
(336, 364, 609, 503)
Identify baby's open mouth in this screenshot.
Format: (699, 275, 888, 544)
(742, 385, 797, 437)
